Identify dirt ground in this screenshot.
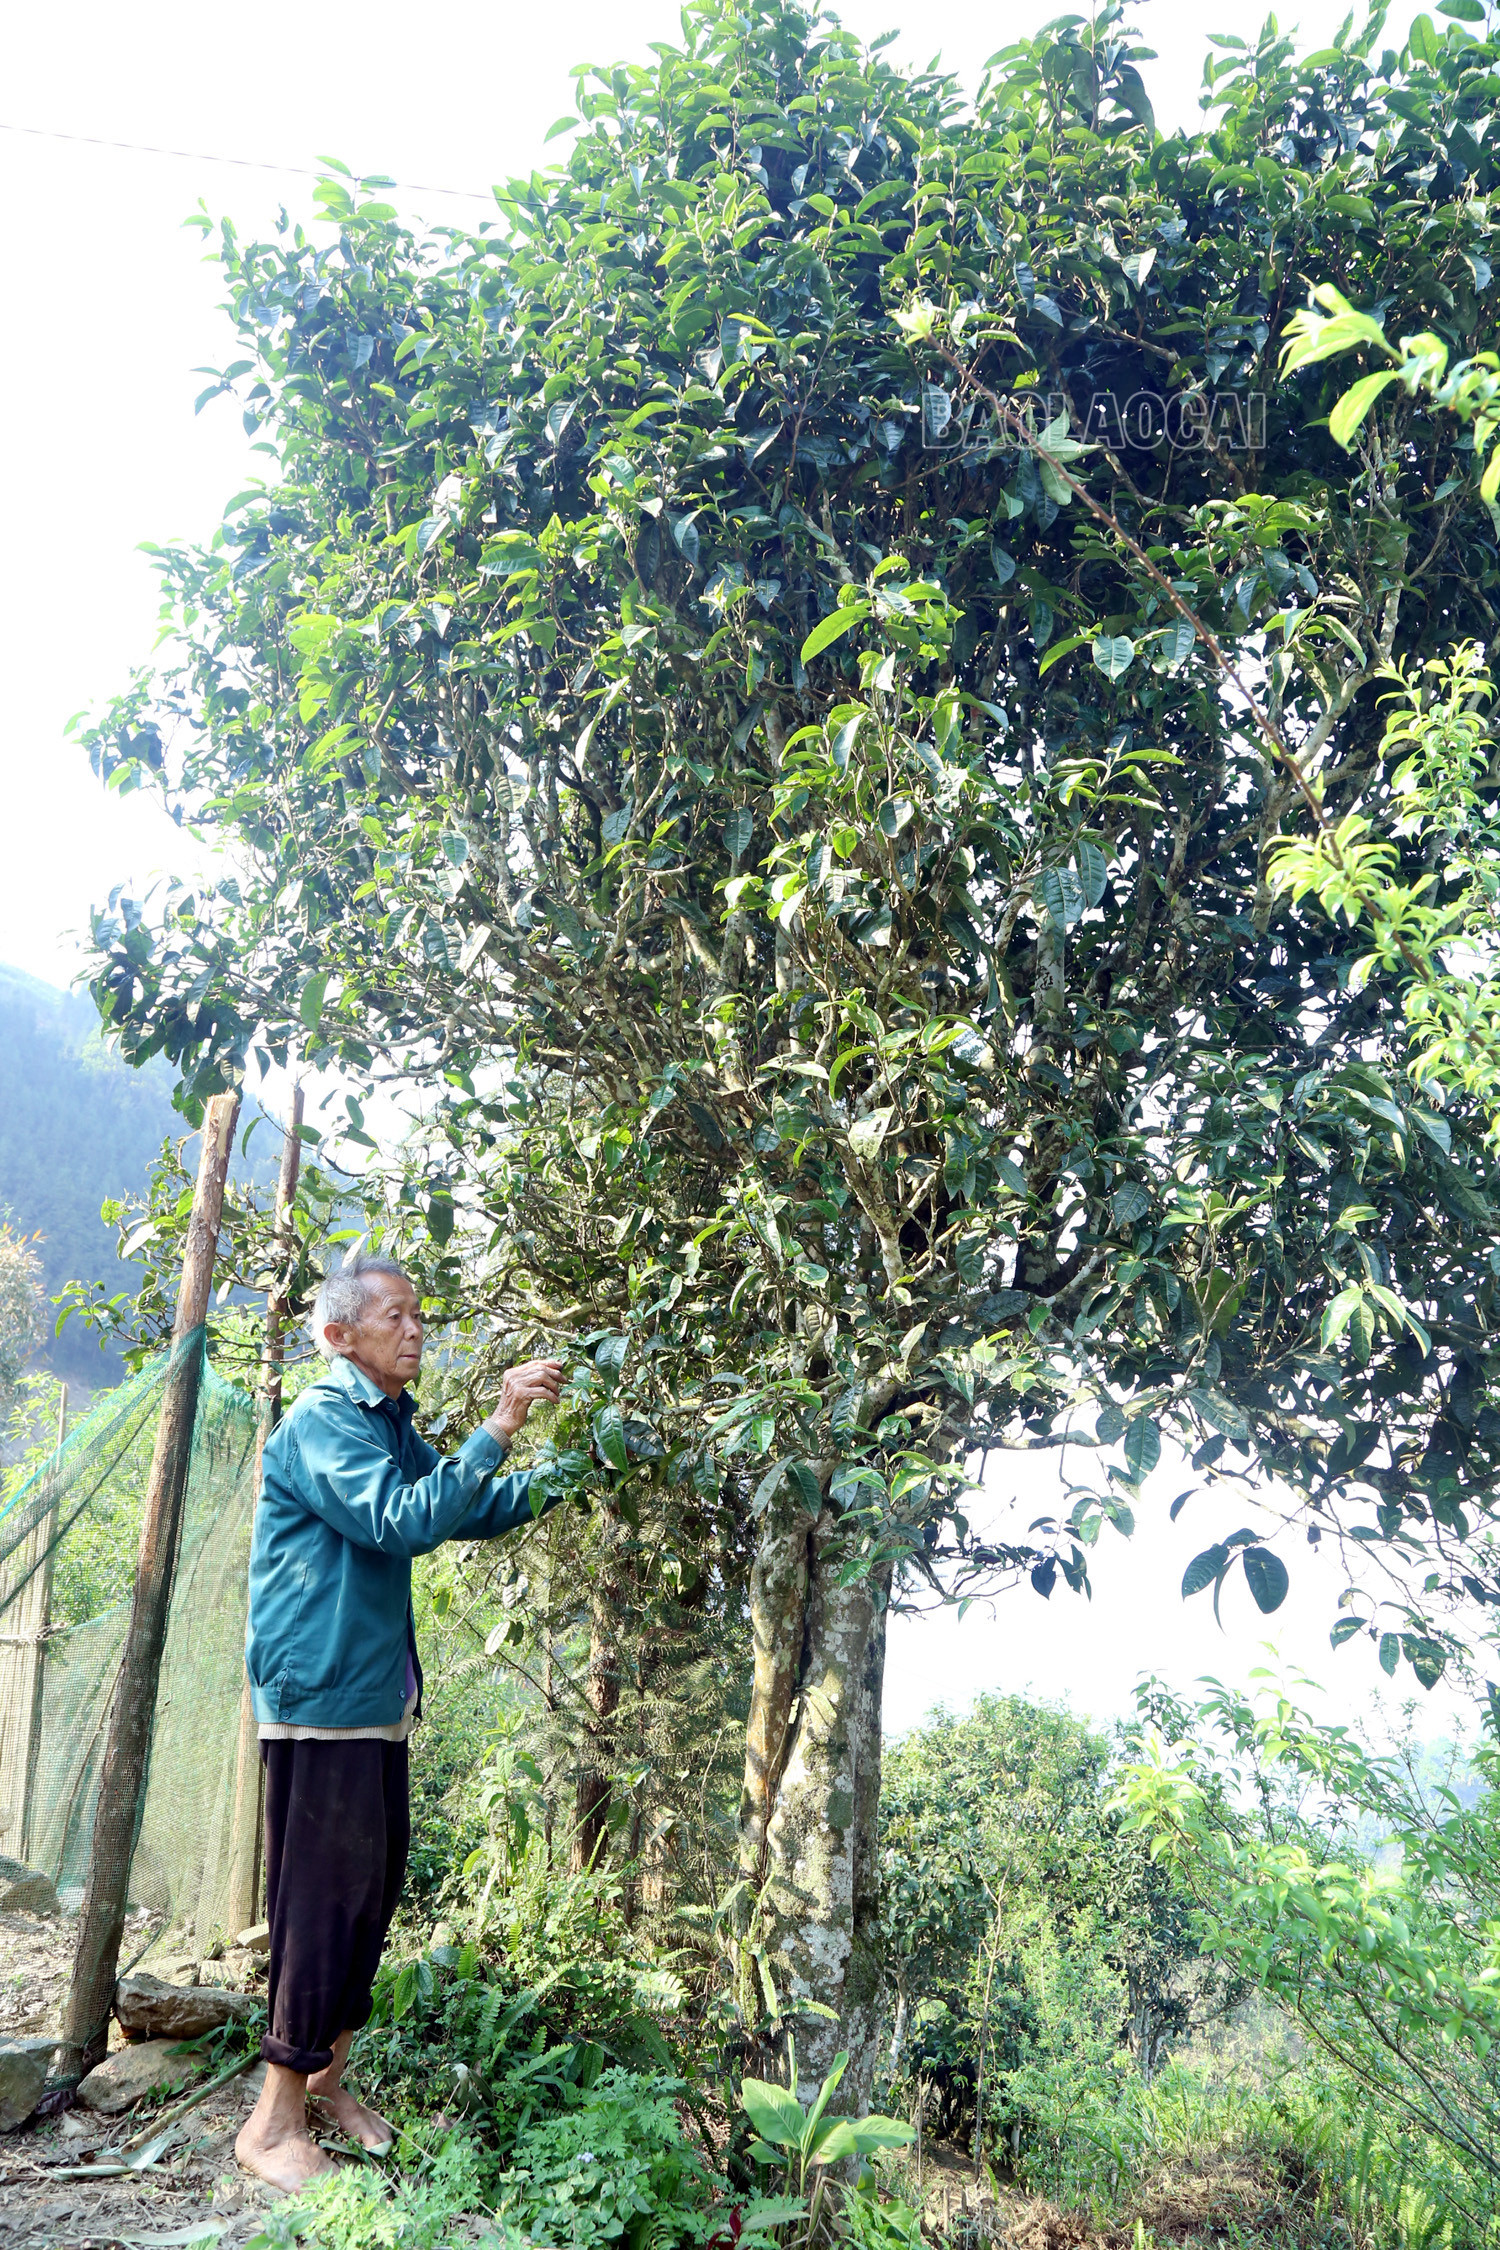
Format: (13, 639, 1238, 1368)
(0, 2079, 282, 2250)
(906, 2137, 1331, 2250)
(0, 1905, 286, 2248)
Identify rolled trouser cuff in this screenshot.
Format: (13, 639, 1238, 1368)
(260, 2030, 335, 2076)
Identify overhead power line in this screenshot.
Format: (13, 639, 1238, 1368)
(0, 117, 496, 203)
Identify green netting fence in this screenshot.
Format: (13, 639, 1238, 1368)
(0, 1340, 260, 1945)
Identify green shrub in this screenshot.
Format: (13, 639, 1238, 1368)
(498, 2067, 726, 2250)
(243, 2132, 498, 2250)
(1118, 1680, 1500, 2239)
(245, 2071, 803, 2250)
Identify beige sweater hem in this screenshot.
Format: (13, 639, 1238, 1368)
(258, 1687, 418, 1745)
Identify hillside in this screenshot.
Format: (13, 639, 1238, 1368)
(0, 963, 182, 1380)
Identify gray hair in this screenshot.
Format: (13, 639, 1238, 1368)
(311, 1249, 410, 1360)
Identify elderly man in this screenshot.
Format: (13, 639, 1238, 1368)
(234, 1249, 562, 2190)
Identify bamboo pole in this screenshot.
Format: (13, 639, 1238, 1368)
(0, 1387, 66, 1862)
(223, 1084, 303, 1937)
(61, 1090, 241, 2073)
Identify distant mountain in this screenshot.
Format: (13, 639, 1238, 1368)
(0, 963, 182, 1380)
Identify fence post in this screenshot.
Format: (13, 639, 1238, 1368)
(223, 1084, 303, 1937)
(61, 1090, 240, 2073)
(0, 1386, 67, 1862)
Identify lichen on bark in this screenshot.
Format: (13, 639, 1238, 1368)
(738, 1495, 890, 2107)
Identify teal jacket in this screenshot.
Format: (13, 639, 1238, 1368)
(246, 1353, 542, 1729)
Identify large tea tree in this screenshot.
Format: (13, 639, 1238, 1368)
(85, 0, 1500, 2091)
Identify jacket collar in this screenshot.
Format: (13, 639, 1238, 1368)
(325, 1352, 412, 1420)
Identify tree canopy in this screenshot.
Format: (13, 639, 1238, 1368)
(80, 0, 1500, 2079)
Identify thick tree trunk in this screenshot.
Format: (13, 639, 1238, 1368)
(737, 1494, 889, 2107)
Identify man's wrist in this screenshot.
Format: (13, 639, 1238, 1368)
(482, 1411, 515, 1449)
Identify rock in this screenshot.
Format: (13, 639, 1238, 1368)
(76, 2038, 201, 2115)
(234, 1921, 270, 1954)
(141, 1954, 199, 1986)
(0, 2037, 55, 2130)
(115, 1973, 256, 2041)
(218, 1947, 266, 1990)
(0, 1856, 59, 1916)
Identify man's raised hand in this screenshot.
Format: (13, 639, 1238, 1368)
(485, 1359, 565, 1444)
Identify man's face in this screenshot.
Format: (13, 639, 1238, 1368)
(325, 1273, 424, 1398)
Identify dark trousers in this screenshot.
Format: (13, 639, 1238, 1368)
(259, 1736, 410, 2075)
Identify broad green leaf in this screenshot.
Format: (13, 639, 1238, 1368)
(1189, 1388, 1249, 1439)
(732, 2199, 810, 2236)
(741, 2079, 808, 2150)
(1279, 285, 1393, 374)
(299, 972, 330, 1033)
(1038, 866, 1084, 927)
(802, 2050, 848, 2145)
(1182, 1543, 1229, 1598)
(788, 1459, 823, 1513)
(1124, 1415, 1160, 1481)
(724, 807, 754, 862)
(1038, 631, 1090, 676)
(1329, 369, 1398, 448)
(1241, 1546, 1289, 1614)
(1321, 1285, 1365, 1348)
(847, 1106, 895, 1157)
(800, 604, 871, 663)
(1075, 837, 1107, 906)
(812, 2115, 914, 2163)
(671, 513, 701, 568)
(1095, 1399, 1125, 1445)
(1092, 634, 1135, 680)
(1403, 1634, 1447, 1687)
(1112, 1182, 1150, 1226)
(752, 1458, 789, 1514)
(593, 1404, 629, 1473)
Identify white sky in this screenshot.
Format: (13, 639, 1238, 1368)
(4, 0, 1450, 1744)
(883, 1438, 1484, 1744)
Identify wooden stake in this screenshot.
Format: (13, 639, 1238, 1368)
(61, 1090, 240, 2072)
(223, 1085, 303, 1937)
(0, 1387, 67, 1863)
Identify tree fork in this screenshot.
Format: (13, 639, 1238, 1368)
(61, 1089, 241, 2072)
